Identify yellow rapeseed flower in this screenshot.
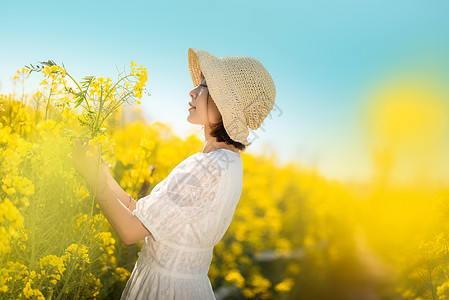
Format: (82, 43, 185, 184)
(130, 63, 148, 100)
(242, 288, 256, 298)
(225, 270, 245, 288)
(22, 280, 45, 300)
(5, 261, 28, 282)
(437, 282, 449, 300)
(251, 274, 271, 293)
(96, 231, 116, 246)
(64, 243, 90, 264)
(115, 267, 131, 282)
(2, 185, 15, 196)
(274, 277, 295, 292)
(39, 254, 66, 277)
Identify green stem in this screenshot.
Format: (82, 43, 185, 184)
(93, 74, 133, 137)
(95, 90, 134, 131)
(65, 72, 91, 112)
(45, 85, 53, 121)
(103, 74, 134, 101)
(92, 86, 105, 138)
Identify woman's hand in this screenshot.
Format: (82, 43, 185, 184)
(70, 138, 110, 192)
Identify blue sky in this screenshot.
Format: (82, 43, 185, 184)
(1, 0, 449, 183)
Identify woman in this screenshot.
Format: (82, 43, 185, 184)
(71, 47, 276, 299)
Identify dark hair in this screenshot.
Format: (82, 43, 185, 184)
(209, 120, 246, 152)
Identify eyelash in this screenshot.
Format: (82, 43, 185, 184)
(199, 83, 207, 88)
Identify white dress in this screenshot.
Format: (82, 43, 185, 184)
(120, 148, 243, 300)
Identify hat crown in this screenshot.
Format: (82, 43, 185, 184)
(188, 48, 276, 146)
(222, 56, 276, 130)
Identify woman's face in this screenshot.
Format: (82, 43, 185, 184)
(187, 74, 222, 126)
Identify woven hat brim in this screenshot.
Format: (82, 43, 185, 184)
(188, 48, 252, 146)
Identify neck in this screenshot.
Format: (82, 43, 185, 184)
(202, 125, 238, 153)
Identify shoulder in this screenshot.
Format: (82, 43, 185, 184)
(165, 150, 242, 187)
(182, 150, 241, 173)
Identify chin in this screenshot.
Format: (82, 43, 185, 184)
(186, 116, 199, 125)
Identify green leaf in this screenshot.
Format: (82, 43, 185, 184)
(81, 76, 95, 82)
(80, 76, 95, 94)
(74, 97, 84, 108)
(77, 116, 87, 126)
(40, 60, 57, 67)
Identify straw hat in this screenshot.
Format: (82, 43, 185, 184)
(188, 48, 276, 146)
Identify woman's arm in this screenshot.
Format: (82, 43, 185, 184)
(71, 139, 152, 245)
(89, 174, 151, 245)
(104, 166, 137, 212)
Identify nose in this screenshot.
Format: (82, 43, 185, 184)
(189, 87, 198, 99)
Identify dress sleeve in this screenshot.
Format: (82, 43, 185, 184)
(132, 155, 224, 242)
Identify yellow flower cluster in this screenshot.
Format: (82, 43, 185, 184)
(2, 174, 35, 199)
(1, 140, 33, 174)
(96, 232, 116, 254)
(63, 243, 90, 266)
(1, 241, 103, 298)
(12, 68, 30, 82)
(438, 282, 449, 300)
(274, 277, 295, 292)
(0, 261, 27, 293)
(0, 99, 34, 141)
(0, 198, 24, 253)
(131, 61, 148, 101)
(114, 267, 131, 282)
(74, 213, 111, 242)
(0, 125, 10, 145)
(90, 77, 116, 100)
(80, 272, 102, 298)
(41, 64, 67, 87)
(38, 255, 66, 285)
(22, 280, 45, 299)
(225, 270, 245, 288)
(35, 64, 72, 112)
(96, 231, 117, 268)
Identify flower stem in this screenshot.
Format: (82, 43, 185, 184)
(65, 72, 91, 112)
(45, 85, 53, 121)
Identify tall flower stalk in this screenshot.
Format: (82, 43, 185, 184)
(21, 60, 149, 299)
(26, 60, 148, 140)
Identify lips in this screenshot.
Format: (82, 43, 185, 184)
(189, 102, 196, 111)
